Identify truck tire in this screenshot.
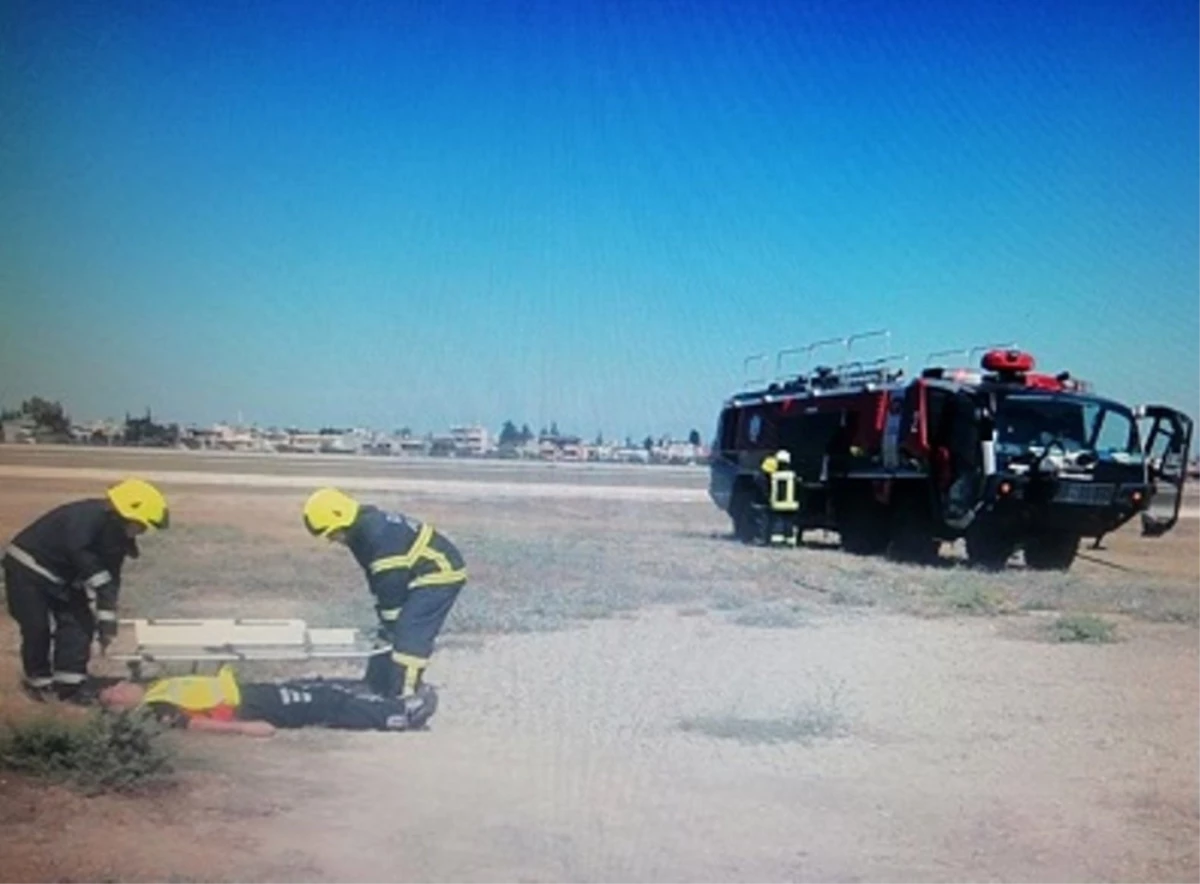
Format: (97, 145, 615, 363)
(730, 489, 761, 544)
(965, 526, 1016, 571)
(839, 504, 890, 555)
(886, 507, 940, 565)
(1023, 532, 1080, 571)
(868, 489, 940, 566)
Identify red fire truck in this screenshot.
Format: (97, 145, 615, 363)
(708, 330, 1194, 570)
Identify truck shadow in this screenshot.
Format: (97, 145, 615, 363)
(680, 529, 1131, 576)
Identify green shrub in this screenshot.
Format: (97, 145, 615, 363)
(1049, 614, 1118, 644)
(0, 708, 174, 795)
(678, 682, 848, 745)
(730, 602, 808, 629)
(939, 583, 1015, 616)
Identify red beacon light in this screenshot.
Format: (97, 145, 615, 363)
(977, 349, 1090, 392)
(981, 349, 1035, 373)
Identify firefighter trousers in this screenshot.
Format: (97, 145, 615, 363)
(2, 558, 95, 687)
(237, 680, 435, 730)
(366, 580, 464, 697)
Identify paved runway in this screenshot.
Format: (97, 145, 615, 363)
(0, 445, 712, 501)
(0, 444, 1194, 513)
(0, 445, 707, 487)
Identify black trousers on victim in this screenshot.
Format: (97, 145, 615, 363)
(237, 680, 428, 730)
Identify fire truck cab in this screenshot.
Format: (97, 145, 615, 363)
(709, 332, 1194, 571)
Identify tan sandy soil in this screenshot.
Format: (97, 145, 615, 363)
(0, 457, 1196, 882)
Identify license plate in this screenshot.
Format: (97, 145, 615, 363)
(1054, 482, 1114, 506)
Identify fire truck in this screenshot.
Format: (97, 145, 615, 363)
(708, 330, 1195, 570)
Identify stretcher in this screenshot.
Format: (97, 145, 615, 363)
(109, 618, 388, 679)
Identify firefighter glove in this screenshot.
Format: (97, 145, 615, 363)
(374, 623, 396, 648)
(97, 618, 119, 650)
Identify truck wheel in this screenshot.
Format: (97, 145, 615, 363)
(965, 527, 1016, 571)
(730, 491, 760, 544)
(839, 506, 890, 555)
(886, 515, 940, 565)
(1023, 532, 1080, 571)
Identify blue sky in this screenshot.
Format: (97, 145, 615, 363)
(1, 0, 1196, 441)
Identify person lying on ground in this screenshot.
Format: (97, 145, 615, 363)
(97, 665, 437, 737)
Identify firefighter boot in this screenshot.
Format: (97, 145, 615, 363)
(54, 678, 101, 706)
(405, 683, 439, 730)
(20, 678, 56, 703)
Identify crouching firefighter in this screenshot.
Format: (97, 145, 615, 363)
(302, 488, 466, 700)
(760, 450, 800, 546)
(2, 479, 169, 703)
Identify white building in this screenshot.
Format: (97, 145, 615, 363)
(450, 425, 491, 456)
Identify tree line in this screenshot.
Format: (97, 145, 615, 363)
(497, 420, 703, 452)
(1, 396, 707, 452)
(1, 397, 179, 446)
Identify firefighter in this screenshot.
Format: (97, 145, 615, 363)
(2, 478, 169, 703)
(302, 487, 466, 699)
(97, 665, 438, 736)
(760, 449, 800, 546)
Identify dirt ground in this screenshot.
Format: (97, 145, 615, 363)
(0, 458, 1197, 883)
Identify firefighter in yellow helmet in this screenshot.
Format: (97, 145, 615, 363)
(303, 487, 467, 701)
(2, 478, 169, 703)
(761, 449, 800, 546)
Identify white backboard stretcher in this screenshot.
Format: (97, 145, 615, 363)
(109, 618, 387, 677)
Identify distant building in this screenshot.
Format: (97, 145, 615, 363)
(450, 425, 491, 456)
(395, 436, 429, 456)
(538, 433, 586, 461)
(0, 417, 36, 444)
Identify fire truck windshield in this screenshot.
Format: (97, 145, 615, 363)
(994, 394, 1142, 461)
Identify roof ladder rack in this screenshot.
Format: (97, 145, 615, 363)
(772, 328, 892, 384)
(923, 341, 1018, 369)
(822, 354, 910, 390)
(742, 353, 769, 389)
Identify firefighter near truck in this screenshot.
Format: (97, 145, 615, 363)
(709, 331, 1194, 572)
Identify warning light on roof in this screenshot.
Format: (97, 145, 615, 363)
(981, 349, 1035, 373)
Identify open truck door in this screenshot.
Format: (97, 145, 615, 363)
(1138, 405, 1195, 537)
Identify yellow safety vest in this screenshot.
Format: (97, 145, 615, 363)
(142, 664, 241, 712)
(769, 469, 799, 512)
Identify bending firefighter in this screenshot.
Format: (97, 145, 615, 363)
(2, 479, 169, 703)
(98, 665, 438, 736)
(303, 488, 466, 699)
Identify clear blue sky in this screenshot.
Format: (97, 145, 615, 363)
(1, 0, 1196, 441)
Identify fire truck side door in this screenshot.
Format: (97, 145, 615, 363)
(1138, 405, 1195, 537)
(942, 391, 987, 520)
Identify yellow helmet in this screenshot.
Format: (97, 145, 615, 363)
(107, 478, 170, 530)
(303, 487, 360, 538)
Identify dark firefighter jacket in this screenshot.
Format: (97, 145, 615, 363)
(343, 505, 467, 631)
(3, 498, 137, 623)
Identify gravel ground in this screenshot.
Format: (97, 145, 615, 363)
(1, 466, 1197, 883)
(230, 606, 1198, 883)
